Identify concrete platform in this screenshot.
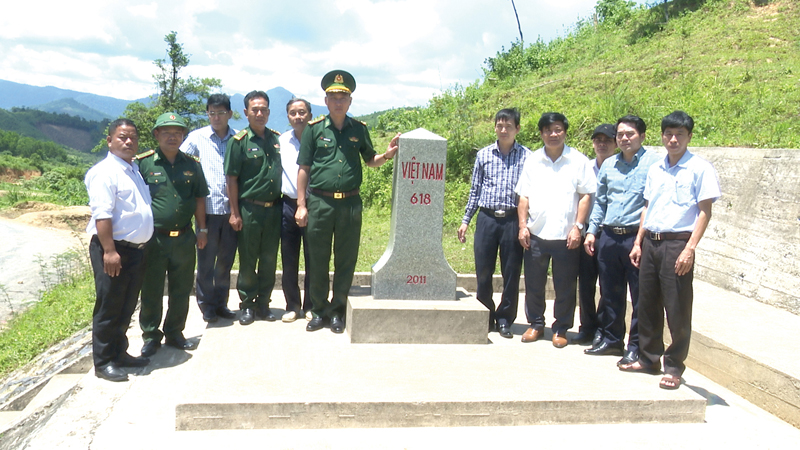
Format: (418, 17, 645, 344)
(346, 288, 489, 344)
(176, 291, 705, 431)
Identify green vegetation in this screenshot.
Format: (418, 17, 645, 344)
(0, 250, 92, 378)
(97, 31, 223, 152)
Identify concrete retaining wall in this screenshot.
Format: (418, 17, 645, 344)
(686, 147, 800, 316)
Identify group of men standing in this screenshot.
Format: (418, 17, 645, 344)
(461, 109, 720, 390)
(85, 70, 398, 382)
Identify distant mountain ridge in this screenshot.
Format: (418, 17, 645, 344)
(0, 79, 329, 133)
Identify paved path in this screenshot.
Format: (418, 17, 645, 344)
(3, 292, 799, 449)
(0, 218, 86, 326)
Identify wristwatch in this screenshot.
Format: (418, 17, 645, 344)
(574, 223, 584, 231)
(198, 228, 208, 234)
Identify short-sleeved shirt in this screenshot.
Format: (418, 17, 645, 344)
(224, 126, 283, 202)
(587, 147, 662, 235)
(514, 145, 597, 240)
(136, 148, 209, 230)
(297, 115, 376, 193)
(279, 129, 301, 199)
(180, 125, 236, 215)
(85, 152, 154, 244)
(461, 141, 529, 224)
(642, 150, 721, 233)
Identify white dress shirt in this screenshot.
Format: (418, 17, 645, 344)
(279, 129, 302, 199)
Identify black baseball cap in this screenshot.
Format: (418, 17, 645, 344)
(592, 123, 616, 139)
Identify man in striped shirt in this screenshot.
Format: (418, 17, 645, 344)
(180, 94, 238, 323)
(458, 108, 529, 339)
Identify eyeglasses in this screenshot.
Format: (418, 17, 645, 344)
(207, 111, 230, 117)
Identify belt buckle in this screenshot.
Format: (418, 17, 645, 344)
(169, 231, 179, 237)
(652, 232, 662, 241)
(494, 210, 506, 218)
(612, 227, 624, 235)
(334, 192, 344, 199)
(264, 201, 273, 207)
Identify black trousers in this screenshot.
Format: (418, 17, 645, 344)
(195, 214, 238, 314)
(638, 236, 694, 377)
(523, 236, 579, 333)
(281, 197, 311, 313)
(596, 230, 640, 350)
(578, 235, 600, 333)
(473, 210, 523, 327)
(89, 235, 145, 369)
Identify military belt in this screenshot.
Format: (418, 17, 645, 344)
(310, 188, 360, 199)
(155, 223, 193, 237)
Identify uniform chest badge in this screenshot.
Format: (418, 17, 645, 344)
(151, 172, 162, 176)
(320, 137, 332, 142)
(248, 148, 259, 152)
(183, 171, 194, 177)
(349, 136, 359, 142)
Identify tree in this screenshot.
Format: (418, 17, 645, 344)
(93, 31, 223, 152)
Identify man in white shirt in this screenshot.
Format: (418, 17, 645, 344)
(515, 112, 596, 348)
(279, 98, 313, 322)
(85, 118, 154, 382)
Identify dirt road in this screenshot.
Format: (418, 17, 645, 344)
(0, 218, 87, 327)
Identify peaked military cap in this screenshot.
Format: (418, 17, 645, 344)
(152, 112, 188, 132)
(321, 70, 356, 94)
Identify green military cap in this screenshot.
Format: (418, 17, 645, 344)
(152, 112, 188, 131)
(321, 70, 356, 94)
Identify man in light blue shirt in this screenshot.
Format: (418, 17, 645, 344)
(181, 94, 238, 323)
(584, 116, 661, 365)
(623, 111, 720, 391)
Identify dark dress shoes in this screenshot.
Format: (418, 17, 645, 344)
(114, 353, 150, 367)
(617, 349, 640, 366)
(572, 329, 596, 345)
(306, 316, 325, 332)
(216, 306, 237, 320)
(593, 329, 603, 348)
(498, 324, 513, 339)
(141, 340, 161, 358)
(584, 341, 624, 356)
(165, 335, 197, 351)
(240, 308, 255, 325)
(202, 309, 219, 323)
(95, 364, 128, 382)
(330, 316, 345, 334)
(256, 306, 278, 322)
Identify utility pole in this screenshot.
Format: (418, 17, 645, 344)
(511, 0, 523, 44)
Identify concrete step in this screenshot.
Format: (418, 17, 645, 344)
(176, 290, 705, 431)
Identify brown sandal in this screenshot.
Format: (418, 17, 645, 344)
(618, 361, 661, 375)
(659, 375, 681, 390)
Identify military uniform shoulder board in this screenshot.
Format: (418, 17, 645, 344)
(356, 119, 368, 126)
(308, 116, 325, 125)
(134, 149, 155, 160)
(189, 154, 201, 163)
(233, 129, 249, 141)
(269, 128, 281, 136)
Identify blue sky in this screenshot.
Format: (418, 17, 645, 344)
(0, 0, 651, 115)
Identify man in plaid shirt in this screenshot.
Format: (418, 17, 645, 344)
(458, 108, 529, 339)
(180, 94, 239, 323)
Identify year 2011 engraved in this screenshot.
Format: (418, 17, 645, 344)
(406, 275, 427, 284)
(410, 193, 431, 205)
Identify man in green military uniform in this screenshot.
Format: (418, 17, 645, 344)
(295, 70, 400, 333)
(224, 90, 284, 325)
(137, 112, 209, 357)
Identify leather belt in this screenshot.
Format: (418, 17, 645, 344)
(114, 239, 147, 250)
(480, 207, 516, 218)
(605, 225, 639, 235)
(310, 188, 360, 199)
(646, 230, 692, 241)
(155, 224, 193, 237)
(242, 198, 278, 207)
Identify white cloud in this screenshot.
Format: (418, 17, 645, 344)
(1, 0, 652, 114)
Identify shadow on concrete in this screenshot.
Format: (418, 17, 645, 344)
(685, 383, 730, 407)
